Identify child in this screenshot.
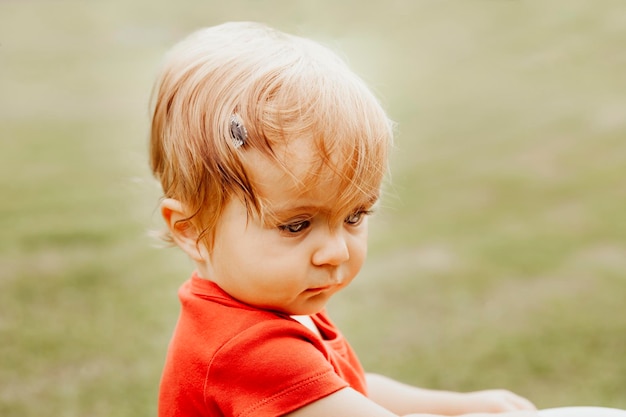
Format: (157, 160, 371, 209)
(149, 21, 538, 417)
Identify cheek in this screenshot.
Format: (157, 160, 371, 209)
(355, 245, 367, 270)
(349, 233, 369, 269)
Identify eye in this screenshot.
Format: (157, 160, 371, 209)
(345, 210, 372, 226)
(278, 220, 311, 235)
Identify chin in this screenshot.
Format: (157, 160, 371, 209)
(253, 301, 325, 317)
(256, 291, 334, 316)
(296, 293, 333, 315)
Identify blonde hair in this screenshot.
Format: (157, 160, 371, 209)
(150, 21, 393, 249)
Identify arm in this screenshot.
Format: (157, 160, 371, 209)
(285, 386, 538, 417)
(366, 373, 537, 416)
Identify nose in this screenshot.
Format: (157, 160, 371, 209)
(311, 230, 350, 267)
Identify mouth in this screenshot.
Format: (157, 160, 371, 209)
(305, 286, 332, 293)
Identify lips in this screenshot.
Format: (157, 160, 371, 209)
(306, 286, 331, 292)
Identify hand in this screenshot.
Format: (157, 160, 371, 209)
(458, 389, 537, 413)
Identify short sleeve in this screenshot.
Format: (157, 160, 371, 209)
(205, 319, 349, 417)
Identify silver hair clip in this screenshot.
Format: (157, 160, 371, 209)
(229, 114, 248, 149)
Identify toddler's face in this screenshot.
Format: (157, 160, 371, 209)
(195, 147, 374, 316)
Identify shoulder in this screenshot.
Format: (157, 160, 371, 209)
(209, 317, 330, 377)
(206, 319, 348, 416)
(162, 302, 341, 416)
(172, 287, 312, 366)
(164, 280, 352, 416)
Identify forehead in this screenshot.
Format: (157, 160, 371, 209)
(242, 142, 376, 217)
(244, 145, 334, 206)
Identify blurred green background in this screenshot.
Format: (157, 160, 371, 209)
(1, 0, 625, 415)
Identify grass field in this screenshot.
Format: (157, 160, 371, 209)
(1, 1, 625, 415)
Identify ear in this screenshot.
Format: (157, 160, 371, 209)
(160, 198, 206, 262)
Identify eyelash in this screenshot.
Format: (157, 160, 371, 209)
(278, 219, 311, 234)
(277, 209, 373, 235)
(345, 209, 373, 225)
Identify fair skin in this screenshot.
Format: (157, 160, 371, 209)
(161, 144, 538, 417)
(163, 146, 371, 317)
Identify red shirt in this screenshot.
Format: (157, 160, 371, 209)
(158, 273, 367, 417)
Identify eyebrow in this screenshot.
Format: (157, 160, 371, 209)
(268, 205, 323, 219)
(269, 194, 380, 219)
